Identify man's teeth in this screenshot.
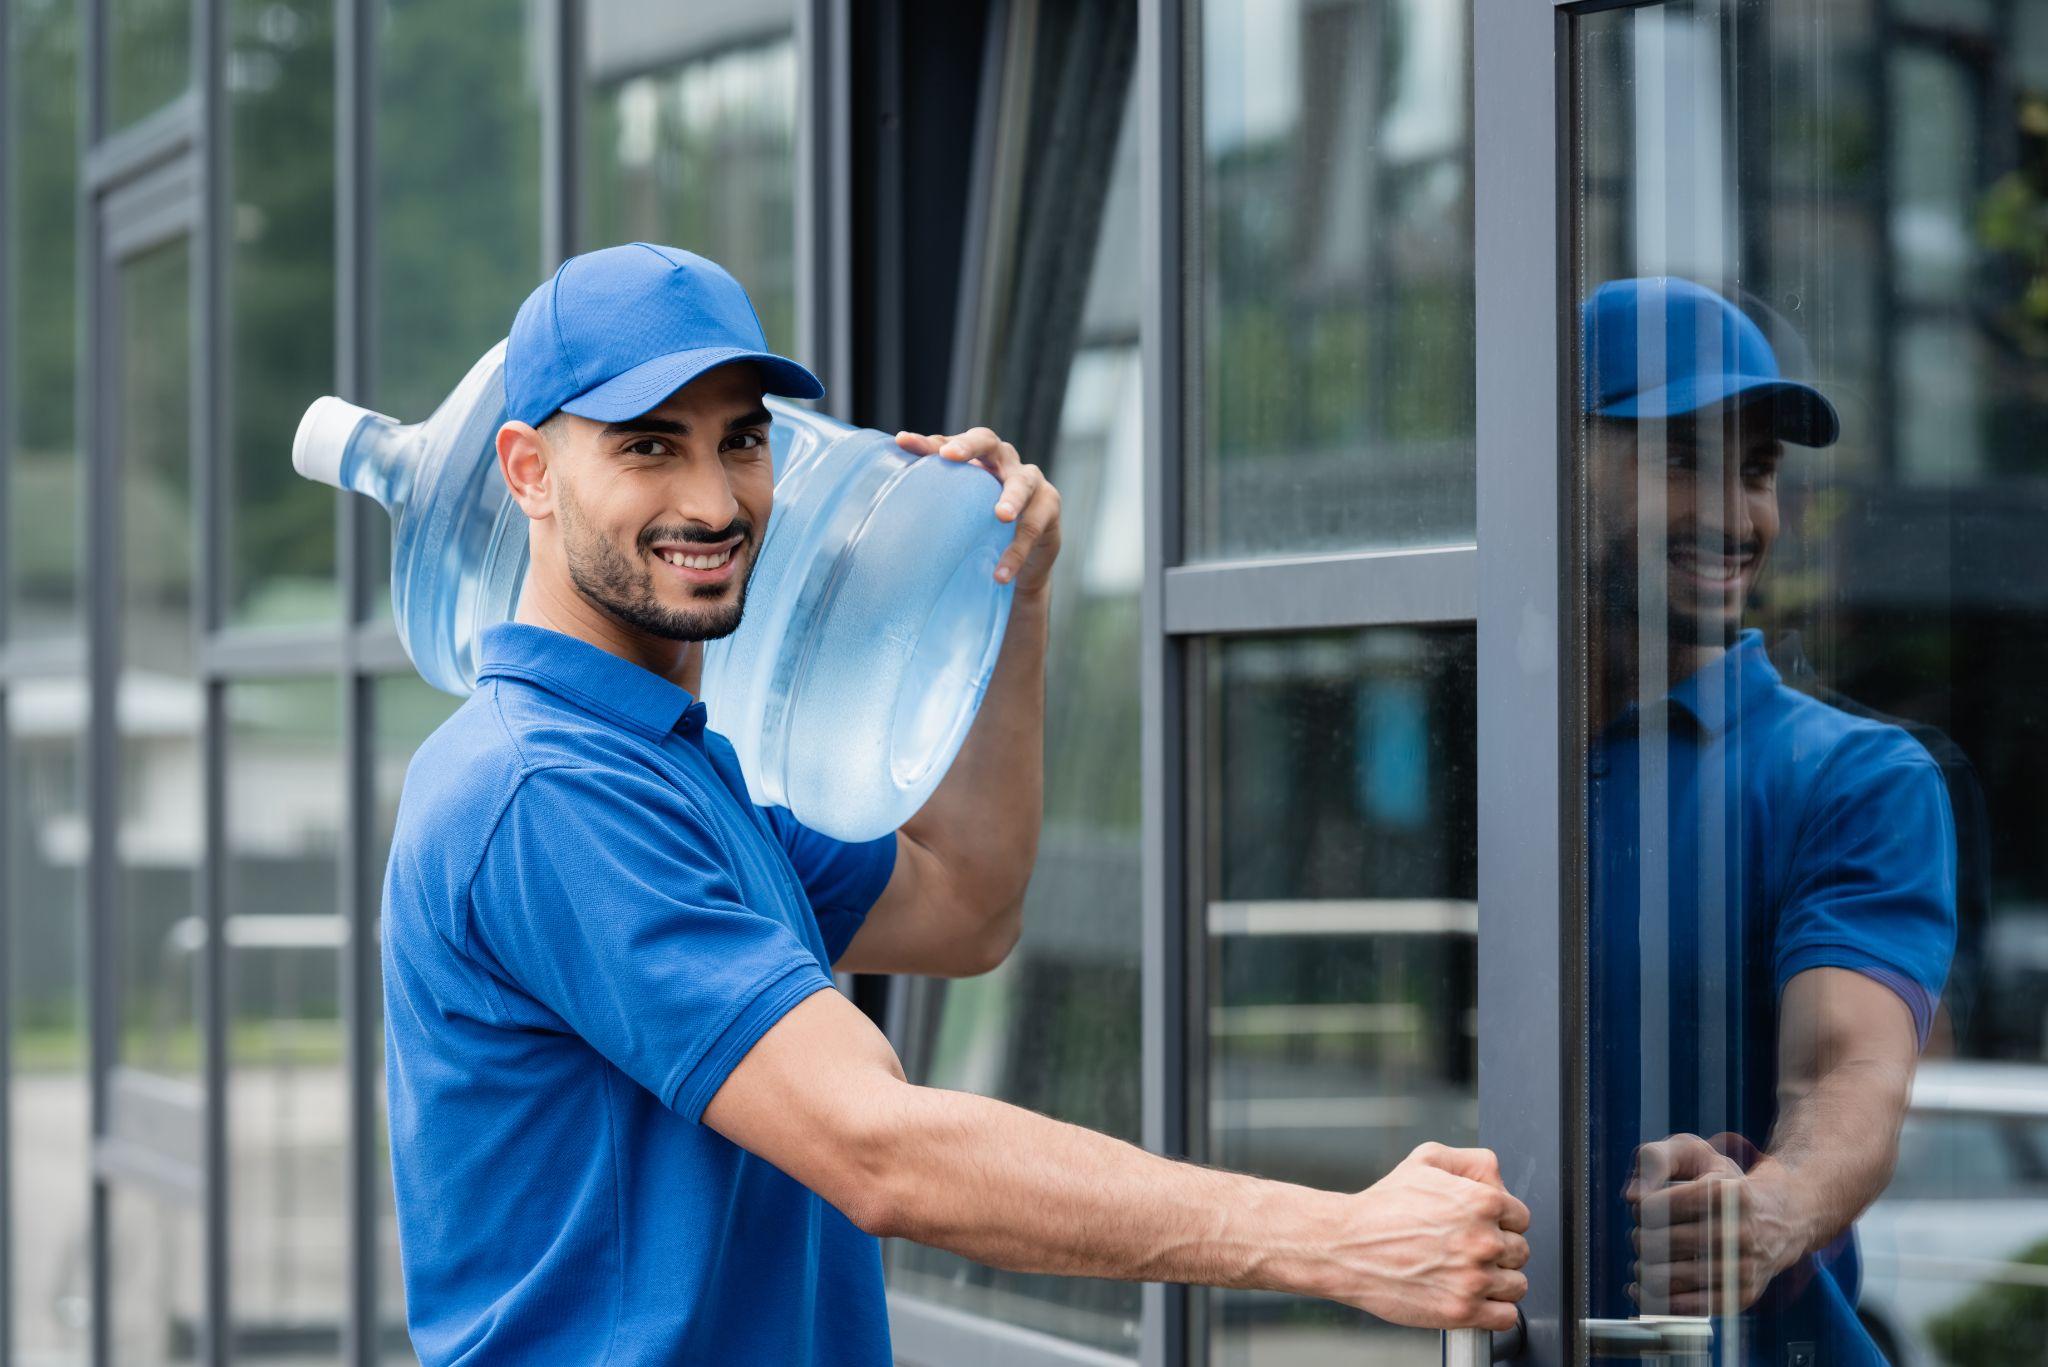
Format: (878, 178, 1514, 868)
(1671, 549, 1742, 582)
(659, 547, 733, 570)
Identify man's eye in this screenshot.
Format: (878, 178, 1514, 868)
(725, 431, 767, 453)
(624, 439, 665, 457)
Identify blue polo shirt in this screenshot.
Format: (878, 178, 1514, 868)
(381, 622, 898, 1365)
(1587, 630, 1956, 1364)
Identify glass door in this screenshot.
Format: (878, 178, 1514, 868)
(94, 163, 211, 1366)
(1556, 1, 2048, 1363)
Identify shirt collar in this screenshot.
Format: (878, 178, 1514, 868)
(1664, 628, 1780, 738)
(475, 622, 707, 740)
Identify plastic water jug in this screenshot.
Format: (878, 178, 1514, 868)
(292, 342, 1015, 839)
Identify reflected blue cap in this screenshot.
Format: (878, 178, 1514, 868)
(505, 242, 823, 428)
(1582, 276, 1839, 447)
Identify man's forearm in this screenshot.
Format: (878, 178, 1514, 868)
(866, 1082, 1343, 1294)
(1755, 1055, 1912, 1253)
(899, 587, 1049, 917)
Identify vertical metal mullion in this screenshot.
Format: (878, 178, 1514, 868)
(1474, 4, 1572, 1365)
(82, 39, 114, 1363)
(0, 0, 15, 1349)
(1137, 1, 1187, 1364)
(540, 0, 580, 270)
(798, 0, 854, 404)
(197, 0, 228, 1359)
(337, 0, 377, 1359)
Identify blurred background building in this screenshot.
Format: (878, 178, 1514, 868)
(2, 0, 2046, 1365)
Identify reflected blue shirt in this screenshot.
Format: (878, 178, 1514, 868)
(382, 623, 897, 1366)
(1587, 629, 1956, 1365)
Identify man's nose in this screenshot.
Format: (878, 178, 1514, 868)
(671, 462, 741, 531)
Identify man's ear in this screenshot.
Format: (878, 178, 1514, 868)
(497, 420, 554, 520)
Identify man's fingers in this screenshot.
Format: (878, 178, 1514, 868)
(996, 485, 1058, 584)
(1412, 1143, 1505, 1190)
(1628, 1134, 1733, 1201)
(935, 427, 1002, 464)
(994, 459, 1040, 521)
(1634, 1174, 1739, 1228)
(1497, 1230, 1532, 1270)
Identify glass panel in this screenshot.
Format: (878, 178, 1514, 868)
(7, 683, 91, 1364)
(582, 21, 798, 352)
(1192, 0, 1474, 559)
(5, 0, 82, 643)
(1201, 627, 1476, 1365)
(108, 1185, 204, 1365)
(226, 678, 345, 1357)
(1571, 3, 2048, 1362)
(108, 0, 193, 132)
(371, 674, 460, 1365)
(369, 0, 541, 620)
(883, 75, 1144, 1358)
(115, 239, 202, 1079)
(226, 0, 338, 626)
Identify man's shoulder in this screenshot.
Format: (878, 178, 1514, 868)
(1761, 679, 1942, 778)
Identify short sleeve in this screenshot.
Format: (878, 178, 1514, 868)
(763, 807, 898, 964)
(468, 765, 837, 1121)
(1775, 727, 1958, 1044)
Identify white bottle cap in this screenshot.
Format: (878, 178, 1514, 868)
(293, 396, 379, 490)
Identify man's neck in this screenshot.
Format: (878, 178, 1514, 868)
(1592, 625, 1731, 731)
(513, 573, 702, 693)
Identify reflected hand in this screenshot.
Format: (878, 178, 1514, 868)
(1627, 1132, 1808, 1315)
(895, 427, 1063, 596)
(1331, 1142, 1531, 1333)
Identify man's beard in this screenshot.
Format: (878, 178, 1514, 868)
(1592, 534, 1743, 648)
(560, 489, 754, 642)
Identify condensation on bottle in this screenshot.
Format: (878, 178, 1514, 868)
(292, 342, 1013, 840)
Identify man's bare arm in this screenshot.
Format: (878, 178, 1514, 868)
(704, 987, 1531, 1332)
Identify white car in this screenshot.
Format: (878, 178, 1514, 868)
(1853, 1059, 2048, 1365)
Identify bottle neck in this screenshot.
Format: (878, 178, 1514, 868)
(340, 414, 417, 513)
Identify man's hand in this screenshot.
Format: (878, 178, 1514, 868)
(1332, 1143, 1532, 1332)
(1627, 1132, 1810, 1316)
(895, 427, 1062, 595)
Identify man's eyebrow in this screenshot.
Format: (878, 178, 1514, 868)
(727, 407, 772, 432)
(599, 416, 687, 439)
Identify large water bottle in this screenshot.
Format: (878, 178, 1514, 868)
(292, 343, 1014, 840)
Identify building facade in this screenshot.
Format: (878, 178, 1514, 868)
(3, 1, 2047, 1364)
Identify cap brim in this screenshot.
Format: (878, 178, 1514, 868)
(559, 345, 824, 422)
(1599, 372, 1840, 447)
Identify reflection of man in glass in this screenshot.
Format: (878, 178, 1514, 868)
(1582, 278, 1958, 1363)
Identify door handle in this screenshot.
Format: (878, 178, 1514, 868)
(1443, 1310, 1526, 1364)
(1581, 1315, 1714, 1360)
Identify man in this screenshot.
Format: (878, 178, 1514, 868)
(381, 242, 1530, 1364)
(1580, 277, 1957, 1363)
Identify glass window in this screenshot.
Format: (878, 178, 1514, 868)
(882, 70, 1145, 1358)
(7, 682, 91, 1365)
(225, 0, 338, 626)
(582, 9, 798, 352)
(114, 238, 202, 1078)
(369, 0, 541, 619)
(108, 1185, 203, 1365)
(107, 0, 193, 132)
(1571, 2, 2048, 1361)
(225, 678, 345, 1351)
(5, 0, 82, 643)
(372, 673, 460, 1364)
(1200, 627, 1475, 1365)
(1192, 0, 1474, 559)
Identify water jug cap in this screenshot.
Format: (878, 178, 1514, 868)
(293, 396, 377, 490)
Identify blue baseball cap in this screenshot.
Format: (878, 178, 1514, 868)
(1582, 276, 1839, 447)
(505, 242, 823, 428)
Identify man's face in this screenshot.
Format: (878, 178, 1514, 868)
(1589, 399, 1785, 647)
(544, 362, 774, 642)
